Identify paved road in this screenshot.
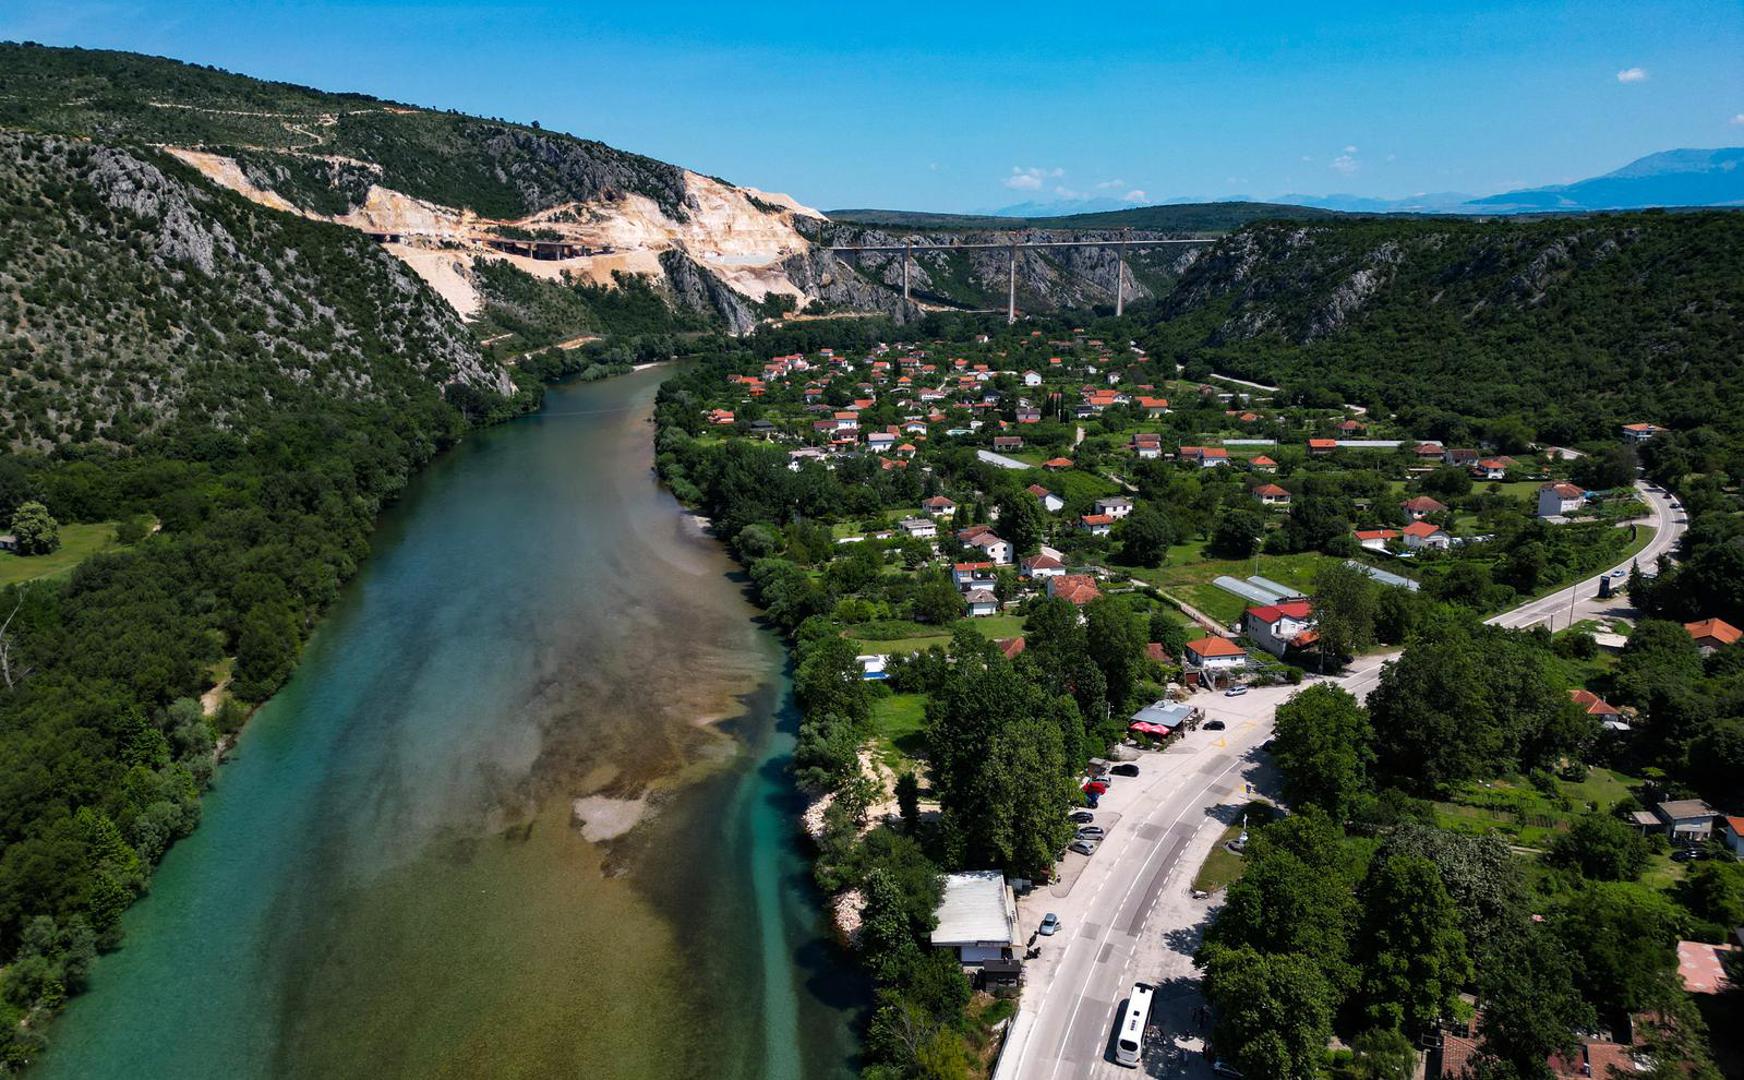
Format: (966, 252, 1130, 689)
(997, 480, 1686, 1079)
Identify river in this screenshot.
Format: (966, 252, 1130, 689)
(36, 366, 865, 1079)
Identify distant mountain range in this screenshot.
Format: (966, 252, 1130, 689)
(955, 147, 1744, 219)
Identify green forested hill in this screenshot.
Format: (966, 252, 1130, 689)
(1143, 211, 1744, 444)
(0, 42, 691, 219)
(0, 130, 510, 451)
(826, 200, 1344, 232)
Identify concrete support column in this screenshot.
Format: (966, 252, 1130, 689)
(1007, 242, 1018, 325)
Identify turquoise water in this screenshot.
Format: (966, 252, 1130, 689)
(36, 367, 863, 1079)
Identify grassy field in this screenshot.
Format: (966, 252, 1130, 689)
(0, 522, 124, 587)
(845, 613, 1028, 655)
(1191, 802, 1276, 893)
(1129, 550, 1348, 627)
(1431, 768, 1641, 849)
(869, 692, 928, 770)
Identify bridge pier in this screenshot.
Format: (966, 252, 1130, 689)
(1115, 228, 1129, 317)
(902, 239, 911, 303)
(1007, 241, 1018, 325)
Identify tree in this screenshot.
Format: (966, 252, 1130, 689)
(1272, 684, 1374, 820)
(1085, 597, 1147, 713)
(1553, 882, 1681, 1014)
(1356, 853, 1471, 1035)
(8, 501, 59, 556)
(1117, 503, 1176, 567)
(1149, 609, 1190, 660)
(1312, 562, 1378, 664)
(1547, 813, 1650, 881)
(995, 490, 1047, 557)
(911, 571, 964, 626)
(1210, 508, 1265, 559)
(1475, 921, 1593, 1077)
(1346, 1027, 1416, 1080)
(895, 771, 920, 830)
(1198, 943, 1338, 1080)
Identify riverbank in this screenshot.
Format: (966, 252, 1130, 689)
(33, 365, 864, 1079)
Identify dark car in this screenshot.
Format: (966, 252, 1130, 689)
(1671, 847, 1710, 863)
(1077, 826, 1107, 840)
(1069, 810, 1095, 824)
(1204, 720, 1226, 731)
(1111, 763, 1140, 777)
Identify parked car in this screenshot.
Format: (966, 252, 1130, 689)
(1069, 839, 1099, 856)
(1204, 720, 1226, 731)
(1039, 913, 1061, 936)
(1077, 826, 1107, 840)
(1609, 568, 1627, 578)
(1069, 810, 1095, 824)
(1224, 685, 1249, 697)
(1111, 763, 1140, 777)
(1259, 738, 1276, 752)
(1671, 847, 1710, 863)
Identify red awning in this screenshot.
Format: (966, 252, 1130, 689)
(1128, 721, 1174, 735)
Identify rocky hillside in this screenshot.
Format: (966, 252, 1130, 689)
(1144, 212, 1744, 441)
(0, 130, 511, 452)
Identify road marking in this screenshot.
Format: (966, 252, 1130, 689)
(1038, 752, 1250, 1080)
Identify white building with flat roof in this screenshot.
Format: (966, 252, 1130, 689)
(930, 870, 1020, 965)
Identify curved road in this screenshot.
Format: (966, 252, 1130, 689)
(997, 481, 1685, 1080)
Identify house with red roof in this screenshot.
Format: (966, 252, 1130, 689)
(952, 562, 996, 591)
(1183, 636, 1248, 679)
(1621, 422, 1665, 442)
(1179, 446, 1230, 468)
(1047, 574, 1101, 606)
(1353, 528, 1401, 552)
(964, 589, 1000, 617)
(922, 495, 957, 517)
(1403, 520, 1451, 550)
(1244, 600, 1316, 657)
(1401, 495, 1447, 521)
(1027, 485, 1065, 513)
(1253, 483, 1291, 508)
(1250, 454, 1277, 472)
(1020, 554, 1065, 580)
(1537, 482, 1585, 518)
(1719, 814, 1744, 857)
(1685, 617, 1741, 654)
(1130, 433, 1163, 460)
(1079, 513, 1115, 537)
(1307, 438, 1338, 455)
(1042, 457, 1075, 471)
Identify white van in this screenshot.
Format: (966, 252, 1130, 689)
(1114, 981, 1156, 1067)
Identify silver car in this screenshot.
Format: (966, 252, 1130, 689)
(1069, 838, 1099, 856)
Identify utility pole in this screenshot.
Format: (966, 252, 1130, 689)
(1114, 227, 1129, 317)
(1007, 238, 1019, 325)
(901, 239, 912, 304)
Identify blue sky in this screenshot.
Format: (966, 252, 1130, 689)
(4, 1, 1741, 211)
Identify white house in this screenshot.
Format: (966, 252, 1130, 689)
(1027, 484, 1065, 513)
(1180, 446, 1230, 468)
(966, 532, 1013, 565)
(1621, 422, 1665, 443)
(1402, 521, 1451, 550)
(931, 870, 1020, 965)
(1243, 600, 1316, 658)
(1020, 554, 1065, 579)
(898, 517, 938, 540)
(1401, 496, 1446, 521)
(922, 495, 957, 518)
(964, 589, 1000, 617)
(1718, 814, 1744, 858)
(1093, 496, 1133, 520)
(1022, 370, 1042, 387)
(1354, 528, 1401, 552)
(1079, 513, 1114, 537)
(1130, 434, 1163, 460)
(1183, 636, 1249, 679)
(1537, 482, 1584, 519)
(1653, 799, 1716, 842)
(1253, 483, 1291, 508)
(952, 561, 997, 592)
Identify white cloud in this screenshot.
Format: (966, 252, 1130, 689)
(1300, 155, 1314, 163)
(1330, 153, 1359, 176)
(1616, 67, 1648, 83)
(1731, 113, 1744, 126)
(1003, 165, 1064, 190)
(1122, 189, 1147, 203)
(1095, 178, 1126, 190)
(1344, 145, 1359, 154)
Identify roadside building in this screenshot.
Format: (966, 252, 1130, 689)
(1537, 482, 1585, 519)
(1128, 700, 1193, 739)
(930, 870, 1021, 966)
(898, 517, 938, 540)
(1183, 636, 1248, 681)
(1243, 601, 1316, 657)
(1685, 617, 1741, 655)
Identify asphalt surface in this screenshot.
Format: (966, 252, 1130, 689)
(996, 480, 1686, 1079)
